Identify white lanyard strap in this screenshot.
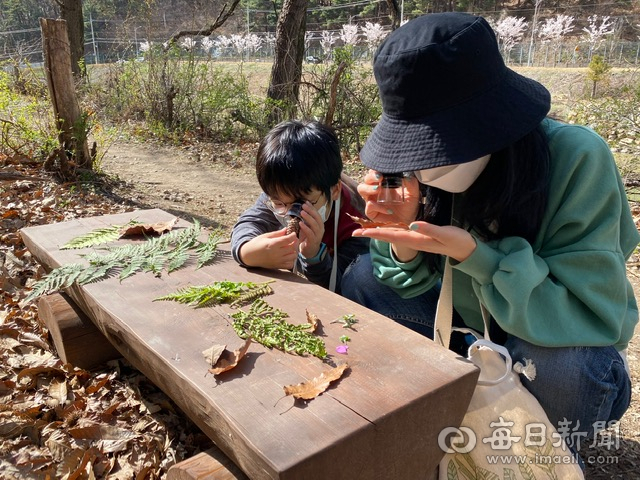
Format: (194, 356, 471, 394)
(329, 194, 340, 293)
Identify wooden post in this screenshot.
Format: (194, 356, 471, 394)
(166, 445, 249, 480)
(39, 18, 92, 174)
(37, 293, 121, 370)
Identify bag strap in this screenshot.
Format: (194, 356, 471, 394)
(434, 257, 453, 348)
(434, 256, 492, 348)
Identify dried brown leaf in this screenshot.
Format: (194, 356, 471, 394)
(283, 363, 349, 400)
(208, 339, 251, 375)
(346, 213, 409, 230)
(119, 217, 179, 238)
(68, 423, 137, 441)
(202, 344, 227, 367)
(305, 309, 320, 332)
(48, 378, 68, 407)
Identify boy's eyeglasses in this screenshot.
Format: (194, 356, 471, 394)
(265, 193, 324, 215)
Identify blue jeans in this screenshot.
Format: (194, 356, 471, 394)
(342, 253, 632, 452)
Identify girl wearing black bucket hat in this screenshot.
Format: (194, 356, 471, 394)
(341, 12, 638, 459)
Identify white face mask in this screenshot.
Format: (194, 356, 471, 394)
(414, 155, 491, 192)
(316, 197, 333, 222)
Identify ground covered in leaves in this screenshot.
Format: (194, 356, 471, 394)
(2, 141, 640, 478)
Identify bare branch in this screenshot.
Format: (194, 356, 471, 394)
(324, 61, 347, 127)
(164, 0, 242, 50)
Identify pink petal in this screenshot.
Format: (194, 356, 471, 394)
(336, 345, 349, 354)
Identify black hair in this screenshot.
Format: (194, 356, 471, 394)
(256, 120, 342, 200)
(422, 125, 551, 270)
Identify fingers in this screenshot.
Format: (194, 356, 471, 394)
(298, 202, 324, 257)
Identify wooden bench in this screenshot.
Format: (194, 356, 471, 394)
(21, 208, 478, 479)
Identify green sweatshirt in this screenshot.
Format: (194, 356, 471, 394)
(370, 118, 640, 350)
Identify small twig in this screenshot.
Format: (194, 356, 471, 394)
(0, 172, 49, 182)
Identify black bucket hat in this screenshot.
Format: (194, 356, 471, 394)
(360, 12, 551, 173)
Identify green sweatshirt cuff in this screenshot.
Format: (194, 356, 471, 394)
(454, 238, 503, 285)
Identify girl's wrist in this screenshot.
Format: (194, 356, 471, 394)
(391, 245, 419, 263)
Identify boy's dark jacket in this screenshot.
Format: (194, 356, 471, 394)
(231, 174, 369, 293)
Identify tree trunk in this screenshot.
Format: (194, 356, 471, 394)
(59, 0, 86, 78)
(386, 0, 400, 30)
(266, 0, 309, 125)
(40, 18, 92, 175)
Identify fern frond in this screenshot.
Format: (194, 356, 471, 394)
(166, 245, 191, 273)
(77, 264, 112, 284)
(229, 284, 274, 307)
(231, 299, 327, 359)
(24, 264, 85, 302)
(28, 220, 227, 301)
(60, 220, 141, 250)
(155, 281, 245, 307)
(195, 229, 223, 269)
(119, 256, 147, 280)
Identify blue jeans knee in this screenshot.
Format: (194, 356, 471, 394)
(505, 336, 631, 452)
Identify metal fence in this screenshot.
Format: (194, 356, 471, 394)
(2, 27, 640, 69)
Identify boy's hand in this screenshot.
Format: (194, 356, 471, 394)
(238, 228, 298, 269)
(298, 201, 325, 259)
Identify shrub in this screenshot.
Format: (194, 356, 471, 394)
(90, 45, 267, 142)
(0, 66, 58, 160)
(299, 46, 382, 159)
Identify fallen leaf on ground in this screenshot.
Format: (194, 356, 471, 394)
(283, 363, 349, 400)
(207, 339, 252, 375)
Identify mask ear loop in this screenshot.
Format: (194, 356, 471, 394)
(329, 193, 341, 293)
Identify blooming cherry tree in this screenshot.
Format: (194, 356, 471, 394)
(362, 22, 387, 53)
(245, 33, 264, 57)
(201, 37, 214, 54)
(495, 17, 528, 59)
(539, 14, 575, 65)
(539, 14, 575, 42)
(180, 37, 196, 51)
(340, 24, 359, 46)
(582, 15, 615, 57)
(320, 30, 336, 58)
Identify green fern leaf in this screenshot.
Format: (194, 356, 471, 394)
(24, 263, 85, 302)
(231, 299, 326, 358)
(195, 229, 223, 268)
(77, 264, 112, 284)
(229, 283, 274, 307)
(166, 246, 191, 273)
(155, 281, 244, 307)
(120, 256, 147, 280)
(60, 220, 141, 250)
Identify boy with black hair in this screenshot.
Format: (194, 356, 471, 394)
(231, 119, 369, 293)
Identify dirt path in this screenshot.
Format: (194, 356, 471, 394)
(101, 140, 262, 235)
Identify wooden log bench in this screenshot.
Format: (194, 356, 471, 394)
(20, 208, 479, 480)
(37, 292, 122, 369)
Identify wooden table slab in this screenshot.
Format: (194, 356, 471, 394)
(21, 209, 479, 480)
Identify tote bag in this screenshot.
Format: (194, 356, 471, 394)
(435, 259, 584, 480)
